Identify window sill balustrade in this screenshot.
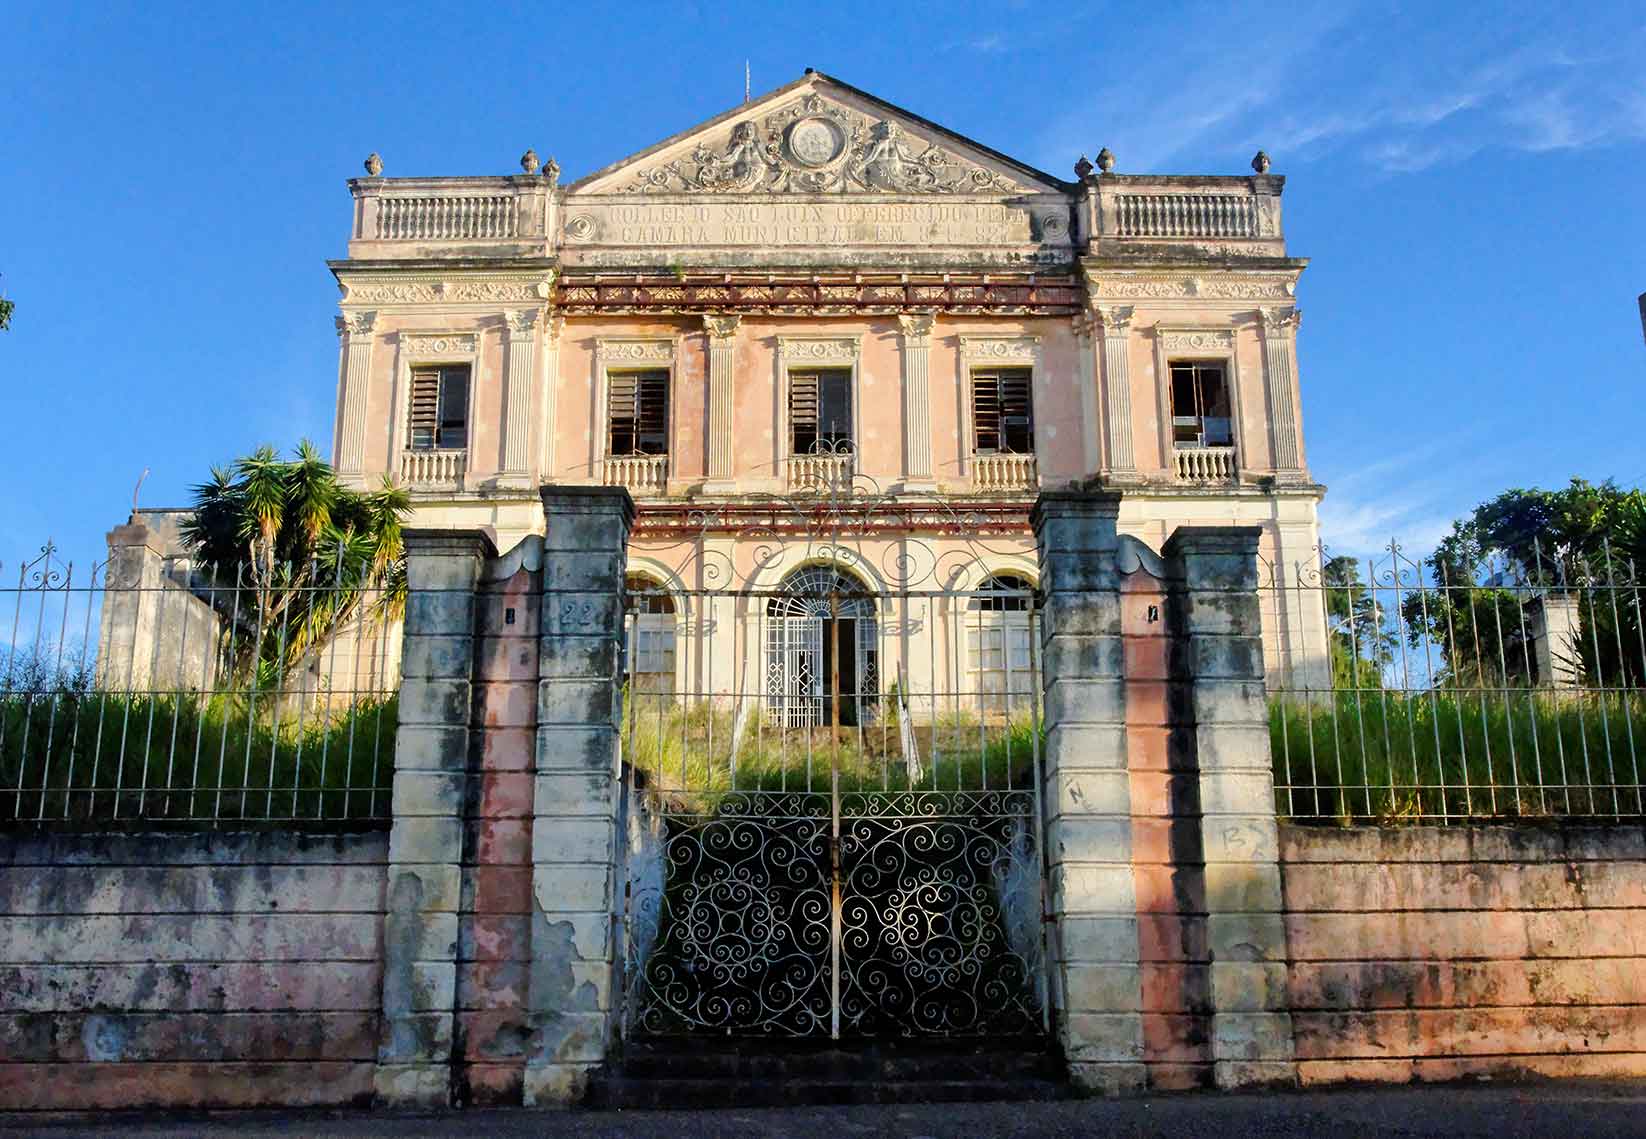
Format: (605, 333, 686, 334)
(400, 448, 467, 490)
(604, 454, 669, 496)
(971, 453, 1038, 493)
(787, 452, 855, 492)
(1172, 446, 1238, 484)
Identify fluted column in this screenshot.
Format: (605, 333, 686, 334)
(703, 314, 739, 488)
(501, 309, 539, 486)
(335, 310, 376, 485)
(1074, 313, 1101, 476)
(897, 313, 935, 484)
(1258, 307, 1303, 474)
(1096, 306, 1137, 476)
(538, 314, 562, 480)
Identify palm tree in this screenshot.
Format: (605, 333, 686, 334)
(180, 441, 410, 688)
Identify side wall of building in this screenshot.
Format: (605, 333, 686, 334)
(0, 831, 387, 1110)
(1282, 825, 1646, 1084)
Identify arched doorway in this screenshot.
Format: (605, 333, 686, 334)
(623, 573, 677, 696)
(967, 571, 1038, 716)
(765, 564, 878, 728)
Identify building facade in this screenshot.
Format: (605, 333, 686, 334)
(330, 71, 1329, 690)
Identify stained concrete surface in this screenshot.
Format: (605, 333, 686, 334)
(4, 1082, 1646, 1138)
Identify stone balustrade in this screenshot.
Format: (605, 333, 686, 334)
(1114, 193, 1257, 238)
(1093, 175, 1284, 251)
(1173, 446, 1237, 484)
(972, 452, 1038, 493)
(400, 448, 467, 489)
(786, 452, 854, 492)
(602, 454, 668, 496)
(348, 176, 552, 258)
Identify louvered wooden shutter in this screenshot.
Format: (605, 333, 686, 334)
(999, 369, 1032, 454)
(790, 371, 820, 454)
(972, 372, 1002, 453)
(609, 373, 638, 455)
(408, 368, 440, 450)
(609, 370, 668, 456)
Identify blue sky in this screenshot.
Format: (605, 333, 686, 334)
(2, 1, 1644, 574)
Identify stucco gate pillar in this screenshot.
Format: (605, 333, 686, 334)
(1031, 491, 1146, 1094)
(524, 485, 635, 1105)
(377, 529, 495, 1107)
(1163, 526, 1296, 1088)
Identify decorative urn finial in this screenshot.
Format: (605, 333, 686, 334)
(1251, 149, 1271, 174)
(1074, 154, 1094, 179)
(521, 148, 540, 175)
(1095, 147, 1116, 173)
(363, 152, 383, 177)
(543, 155, 560, 189)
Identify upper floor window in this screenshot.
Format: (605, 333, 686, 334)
(1170, 361, 1232, 448)
(608, 370, 669, 456)
(408, 365, 470, 451)
(972, 368, 1034, 454)
(790, 369, 853, 455)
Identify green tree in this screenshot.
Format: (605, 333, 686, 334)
(1403, 479, 1646, 687)
(0, 273, 13, 331)
(1323, 555, 1393, 688)
(180, 442, 410, 687)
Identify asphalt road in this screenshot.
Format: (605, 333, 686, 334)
(4, 1082, 1646, 1139)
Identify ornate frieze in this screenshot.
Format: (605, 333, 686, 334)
(620, 93, 1023, 196)
(958, 335, 1040, 362)
(551, 275, 1080, 315)
(339, 275, 555, 306)
(1088, 275, 1297, 300)
(1158, 328, 1234, 353)
(777, 336, 860, 363)
(402, 333, 477, 356)
(596, 338, 675, 364)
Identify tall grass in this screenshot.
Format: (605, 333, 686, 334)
(0, 687, 395, 829)
(622, 693, 1042, 813)
(1271, 690, 1646, 823)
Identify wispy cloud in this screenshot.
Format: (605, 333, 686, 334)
(1035, 5, 1646, 175)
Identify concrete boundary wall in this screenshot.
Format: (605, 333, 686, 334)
(1281, 824, 1646, 1085)
(0, 830, 387, 1110)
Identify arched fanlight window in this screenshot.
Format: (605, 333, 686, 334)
(767, 565, 877, 619)
(968, 572, 1037, 612)
(766, 564, 878, 727)
(624, 573, 677, 615)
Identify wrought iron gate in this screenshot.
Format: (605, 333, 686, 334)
(616, 489, 1049, 1040)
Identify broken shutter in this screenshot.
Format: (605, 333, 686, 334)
(973, 369, 1033, 454)
(790, 371, 820, 454)
(609, 370, 669, 456)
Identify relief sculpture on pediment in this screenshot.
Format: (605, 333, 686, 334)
(621, 94, 1020, 195)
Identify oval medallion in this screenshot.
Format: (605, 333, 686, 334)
(787, 117, 844, 168)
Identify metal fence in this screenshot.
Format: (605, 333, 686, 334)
(1262, 538, 1646, 823)
(1, 541, 399, 828)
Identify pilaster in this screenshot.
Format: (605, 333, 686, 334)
(703, 314, 739, 490)
(500, 309, 540, 486)
(1258, 308, 1303, 476)
(1074, 313, 1101, 476)
(376, 528, 495, 1109)
(1031, 491, 1146, 1095)
(1096, 306, 1138, 478)
(336, 310, 377, 486)
(539, 314, 562, 480)
(524, 485, 635, 1106)
(897, 313, 935, 484)
(1163, 526, 1297, 1090)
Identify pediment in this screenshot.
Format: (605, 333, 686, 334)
(569, 72, 1068, 198)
